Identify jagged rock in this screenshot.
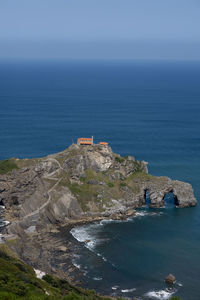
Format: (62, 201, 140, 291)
(165, 274, 176, 284)
(125, 209, 135, 217)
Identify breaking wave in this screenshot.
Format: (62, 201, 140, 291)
(70, 209, 163, 265)
(145, 288, 176, 299)
(121, 288, 136, 293)
(111, 286, 119, 290)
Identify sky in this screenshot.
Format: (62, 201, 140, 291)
(0, 0, 200, 60)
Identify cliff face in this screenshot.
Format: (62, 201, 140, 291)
(0, 144, 197, 235)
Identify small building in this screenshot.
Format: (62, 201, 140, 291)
(99, 142, 108, 146)
(77, 136, 94, 145)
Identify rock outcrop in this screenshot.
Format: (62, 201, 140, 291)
(0, 144, 197, 235)
(165, 274, 176, 284)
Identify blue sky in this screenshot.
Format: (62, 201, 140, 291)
(1, 0, 200, 59)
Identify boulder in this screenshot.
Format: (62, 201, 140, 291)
(165, 274, 176, 284)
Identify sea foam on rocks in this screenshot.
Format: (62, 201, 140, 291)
(145, 288, 176, 299)
(121, 288, 136, 293)
(70, 225, 98, 251)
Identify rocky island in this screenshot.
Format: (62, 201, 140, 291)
(0, 143, 197, 286)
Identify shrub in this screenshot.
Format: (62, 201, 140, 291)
(107, 182, 114, 188)
(63, 292, 82, 300)
(115, 157, 124, 163)
(43, 274, 59, 288)
(0, 160, 18, 175)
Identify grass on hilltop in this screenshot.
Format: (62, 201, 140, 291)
(0, 159, 19, 175)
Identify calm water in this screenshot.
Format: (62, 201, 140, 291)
(1, 60, 200, 299)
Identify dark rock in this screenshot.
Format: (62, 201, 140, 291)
(165, 274, 176, 284)
(87, 180, 99, 185)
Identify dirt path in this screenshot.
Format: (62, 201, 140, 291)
(24, 158, 64, 219)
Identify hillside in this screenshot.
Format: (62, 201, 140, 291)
(0, 244, 112, 300)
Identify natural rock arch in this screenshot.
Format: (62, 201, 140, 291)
(143, 178, 196, 208)
(162, 190, 179, 207)
(143, 187, 179, 208)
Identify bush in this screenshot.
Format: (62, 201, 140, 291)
(0, 291, 18, 300)
(43, 274, 59, 288)
(107, 182, 114, 188)
(63, 292, 82, 300)
(115, 157, 124, 163)
(0, 160, 18, 174)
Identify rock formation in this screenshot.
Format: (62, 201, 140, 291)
(0, 144, 197, 235)
(0, 144, 197, 280)
(165, 274, 176, 284)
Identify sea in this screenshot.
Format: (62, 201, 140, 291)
(1, 59, 200, 299)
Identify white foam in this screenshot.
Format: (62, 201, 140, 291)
(83, 270, 88, 276)
(145, 289, 175, 299)
(70, 225, 97, 250)
(97, 252, 107, 262)
(34, 269, 46, 279)
(134, 211, 149, 217)
(100, 219, 120, 225)
(93, 277, 102, 281)
(72, 260, 81, 269)
(121, 288, 136, 293)
(0, 205, 5, 209)
(111, 286, 119, 290)
(70, 223, 110, 253)
(177, 282, 183, 287)
(3, 221, 10, 225)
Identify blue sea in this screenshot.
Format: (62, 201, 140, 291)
(1, 59, 200, 299)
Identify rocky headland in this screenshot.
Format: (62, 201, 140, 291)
(0, 144, 197, 282)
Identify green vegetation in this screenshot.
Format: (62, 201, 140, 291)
(0, 245, 111, 300)
(127, 171, 153, 181)
(66, 168, 152, 211)
(68, 182, 97, 211)
(107, 182, 114, 188)
(115, 156, 125, 163)
(131, 161, 144, 172)
(0, 159, 19, 174)
(0, 245, 183, 300)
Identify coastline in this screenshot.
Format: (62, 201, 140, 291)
(0, 144, 197, 299)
